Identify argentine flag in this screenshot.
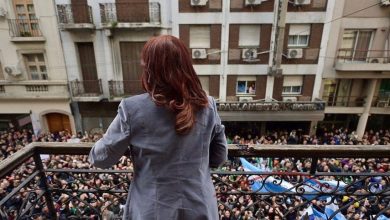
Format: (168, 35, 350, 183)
(240, 158, 346, 220)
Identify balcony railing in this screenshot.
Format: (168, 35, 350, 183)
(322, 96, 366, 107)
(0, 81, 69, 99)
(216, 100, 325, 112)
(337, 49, 390, 63)
(372, 96, 390, 107)
(1, 143, 390, 219)
(7, 19, 42, 37)
(108, 80, 144, 97)
(70, 79, 103, 97)
(336, 49, 390, 71)
(100, 2, 160, 26)
(57, 4, 93, 25)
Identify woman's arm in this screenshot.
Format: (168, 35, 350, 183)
(89, 100, 131, 168)
(209, 98, 228, 168)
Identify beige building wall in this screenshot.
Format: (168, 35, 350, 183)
(320, 0, 390, 138)
(0, 0, 73, 134)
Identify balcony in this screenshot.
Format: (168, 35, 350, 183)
(216, 100, 325, 121)
(108, 80, 144, 100)
(0, 81, 69, 100)
(335, 49, 390, 72)
(70, 79, 103, 101)
(7, 19, 45, 42)
(1, 142, 390, 219)
(56, 4, 94, 29)
(99, 2, 161, 29)
(322, 96, 366, 107)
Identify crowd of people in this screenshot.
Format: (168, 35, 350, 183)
(0, 126, 389, 219)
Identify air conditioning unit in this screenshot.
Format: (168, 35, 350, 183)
(287, 48, 303, 59)
(283, 96, 297, 102)
(380, 0, 390, 6)
(242, 48, 258, 60)
(191, 0, 208, 6)
(369, 58, 384, 63)
(294, 0, 311, 5)
(0, 7, 7, 17)
(4, 66, 22, 77)
(239, 96, 253, 102)
(192, 49, 207, 59)
(245, 0, 262, 6)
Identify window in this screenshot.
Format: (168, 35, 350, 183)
(236, 77, 256, 95)
(23, 53, 48, 80)
(282, 76, 303, 95)
(198, 76, 209, 95)
(340, 30, 373, 61)
(239, 25, 260, 47)
(189, 25, 211, 48)
(288, 24, 310, 47)
(13, 1, 38, 36)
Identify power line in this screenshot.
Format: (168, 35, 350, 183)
(290, 1, 382, 36)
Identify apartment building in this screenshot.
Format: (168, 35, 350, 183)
(0, 0, 74, 134)
(172, 0, 333, 134)
(321, 0, 390, 137)
(54, 0, 170, 132)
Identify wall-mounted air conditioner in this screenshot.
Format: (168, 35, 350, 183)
(283, 96, 297, 102)
(369, 58, 384, 63)
(380, 0, 390, 6)
(294, 0, 311, 5)
(245, 0, 262, 6)
(192, 49, 207, 59)
(242, 48, 258, 60)
(0, 7, 7, 17)
(4, 66, 22, 77)
(191, 0, 208, 6)
(287, 48, 303, 59)
(239, 96, 253, 102)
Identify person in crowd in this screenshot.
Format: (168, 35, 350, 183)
(0, 125, 389, 219)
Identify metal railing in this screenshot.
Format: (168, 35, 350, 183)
(7, 19, 42, 37)
(70, 79, 103, 97)
(372, 96, 390, 107)
(322, 96, 366, 107)
(216, 100, 326, 111)
(108, 80, 144, 97)
(57, 4, 93, 24)
(100, 2, 160, 24)
(337, 49, 390, 63)
(1, 143, 389, 219)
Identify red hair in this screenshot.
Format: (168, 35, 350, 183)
(141, 35, 209, 134)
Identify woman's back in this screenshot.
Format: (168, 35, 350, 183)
(89, 35, 227, 220)
(128, 93, 225, 219)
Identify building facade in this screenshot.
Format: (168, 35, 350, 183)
(320, 0, 390, 137)
(0, 0, 75, 134)
(1, 0, 387, 138)
(171, 0, 333, 134)
(54, 0, 170, 132)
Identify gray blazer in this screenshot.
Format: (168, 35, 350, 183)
(89, 93, 228, 220)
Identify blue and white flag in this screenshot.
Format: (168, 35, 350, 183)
(324, 197, 346, 220)
(241, 158, 346, 220)
(240, 158, 295, 193)
(377, 215, 390, 220)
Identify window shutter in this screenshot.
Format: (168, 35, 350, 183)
(190, 26, 211, 48)
(239, 25, 261, 47)
(283, 76, 303, 87)
(198, 76, 210, 95)
(289, 24, 310, 36)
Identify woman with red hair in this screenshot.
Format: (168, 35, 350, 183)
(89, 35, 227, 220)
